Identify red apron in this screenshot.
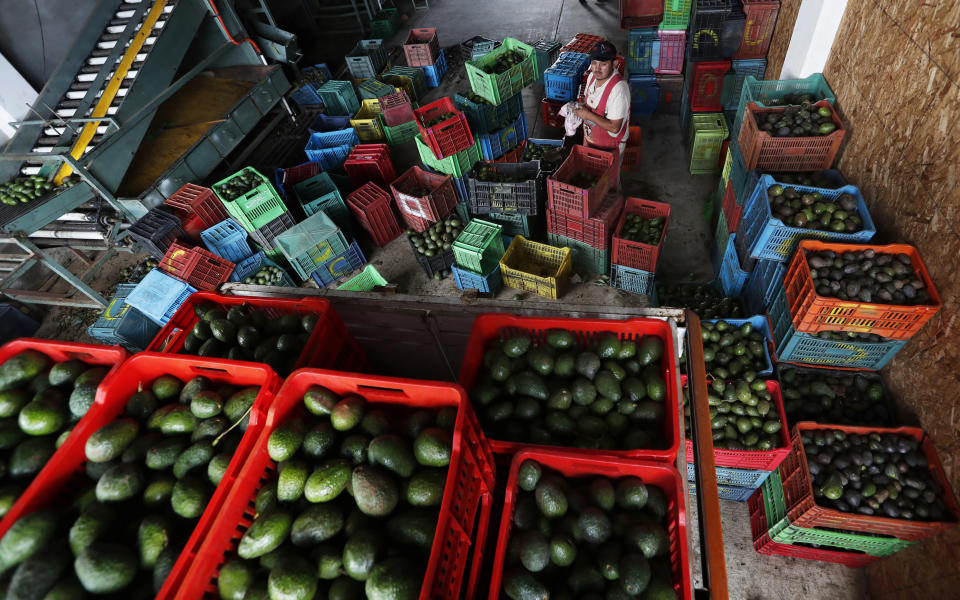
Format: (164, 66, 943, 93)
(582, 72, 628, 150)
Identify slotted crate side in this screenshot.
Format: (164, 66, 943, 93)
(163, 184, 227, 232)
(627, 28, 660, 76)
(712, 234, 751, 297)
(630, 75, 660, 116)
(200, 218, 253, 263)
(546, 192, 623, 250)
(656, 29, 686, 74)
(738, 100, 846, 172)
(743, 256, 785, 316)
(338, 264, 389, 291)
(478, 112, 528, 161)
(274, 211, 351, 281)
(735, 1, 781, 59)
(421, 51, 448, 88)
(688, 59, 731, 112)
(391, 166, 460, 230)
(415, 96, 475, 159)
(721, 58, 767, 110)
(86, 284, 158, 351)
(350, 99, 386, 142)
(380, 90, 416, 126)
(310, 242, 367, 288)
(127, 208, 185, 260)
(453, 264, 504, 294)
(416, 135, 482, 178)
(125, 269, 197, 326)
(733, 74, 837, 140)
(547, 232, 610, 274)
(533, 39, 562, 82)
(689, 112, 729, 174)
(453, 219, 505, 275)
(610, 263, 655, 295)
(404, 27, 441, 67)
(499, 236, 572, 299)
(661, 0, 693, 30)
(347, 182, 404, 247)
(247, 211, 296, 252)
(465, 38, 537, 105)
(317, 80, 361, 116)
(547, 145, 617, 218)
(612, 197, 671, 272)
(620, 0, 666, 29)
(158, 242, 235, 291)
(545, 51, 592, 101)
(686, 462, 772, 489)
(345, 39, 388, 79)
(212, 167, 289, 232)
(467, 161, 540, 216)
(454, 92, 524, 135)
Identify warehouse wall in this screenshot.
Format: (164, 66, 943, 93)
(763, 0, 801, 79)
(782, 1, 960, 597)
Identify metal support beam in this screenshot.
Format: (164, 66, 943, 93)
(0, 236, 107, 308)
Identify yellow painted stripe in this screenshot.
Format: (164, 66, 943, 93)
(55, 0, 169, 183)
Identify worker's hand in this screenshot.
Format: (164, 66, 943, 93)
(574, 106, 594, 121)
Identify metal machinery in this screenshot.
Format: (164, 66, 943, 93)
(0, 0, 293, 308)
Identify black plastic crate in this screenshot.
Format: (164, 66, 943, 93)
(467, 162, 540, 216)
(248, 211, 296, 251)
(407, 235, 456, 278)
(690, 0, 735, 60)
(127, 207, 185, 259)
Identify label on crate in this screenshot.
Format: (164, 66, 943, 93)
(397, 195, 432, 219)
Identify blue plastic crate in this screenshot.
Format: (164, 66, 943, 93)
(230, 251, 296, 286)
(721, 58, 766, 110)
(478, 112, 528, 161)
(0, 304, 38, 344)
(308, 113, 352, 135)
(742, 257, 785, 316)
(630, 75, 659, 116)
(452, 264, 503, 294)
(712, 234, 750, 297)
(768, 284, 907, 370)
(610, 264, 655, 295)
(201, 218, 253, 263)
(304, 129, 359, 170)
(420, 51, 448, 88)
(310, 241, 368, 288)
(125, 269, 197, 326)
(452, 175, 470, 204)
(86, 284, 160, 352)
(544, 52, 591, 102)
(737, 175, 877, 262)
(688, 479, 758, 502)
(686, 462, 772, 490)
(627, 28, 660, 75)
(703, 314, 774, 376)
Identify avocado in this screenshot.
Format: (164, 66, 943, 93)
(414, 427, 452, 467)
(47, 360, 86, 387)
(594, 371, 622, 402)
(267, 556, 316, 600)
(503, 566, 549, 600)
(277, 459, 310, 502)
(301, 423, 337, 459)
(224, 387, 258, 430)
(149, 375, 182, 402)
(642, 576, 679, 599)
(616, 477, 648, 510)
(69, 502, 112, 556)
(0, 508, 57, 574)
(545, 328, 576, 350)
(0, 389, 29, 418)
(626, 523, 669, 559)
(189, 391, 222, 419)
(343, 529, 384, 581)
(206, 452, 231, 486)
(518, 460, 542, 492)
(95, 463, 144, 502)
(516, 530, 550, 572)
(137, 514, 170, 568)
(589, 477, 616, 512)
(619, 553, 651, 595)
(331, 395, 365, 431)
(0, 418, 27, 450)
(535, 476, 567, 518)
(637, 337, 664, 366)
(171, 476, 209, 518)
(339, 433, 370, 465)
(67, 383, 97, 419)
(385, 509, 437, 552)
(192, 415, 229, 442)
(10, 436, 56, 477)
(365, 557, 421, 600)
(314, 544, 343, 579)
(142, 474, 176, 507)
(303, 385, 339, 417)
(6, 540, 70, 600)
(578, 506, 612, 544)
(290, 503, 344, 547)
(352, 465, 399, 517)
(217, 559, 254, 600)
(144, 437, 188, 470)
(368, 434, 416, 478)
(502, 336, 532, 358)
(0, 351, 51, 392)
(406, 468, 446, 507)
(267, 419, 304, 462)
(575, 352, 601, 379)
(39, 576, 86, 600)
(18, 392, 68, 436)
(173, 440, 215, 479)
(73, 543, 137, 594)
(238, 509, 293, 559)
(160, 406, 197, 435)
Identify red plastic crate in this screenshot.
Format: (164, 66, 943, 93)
(347, 181, 403, 246)
(561, 33, 604, 54)
(458, 313, 681, 461)
(0, 353, 281, 597)
(783, 241, 942, 340)
(547, 144, 617, 218)
(619, 0, 665, 29)
(541, 98, 565, 129)
(158, 241, 235, 291)
(689, 59, 731, 112)
(739, 100, 846, 171)
(415, 97, 475, 159)
(683, 379, 791, 470)
(748, 487, 880, 567)
(172, 368, 496, 600)
(546, 191, 623, 250)
(611, 197, 671, 272)
(163, 184, 228, 242)
(494, 144, 524, 164)
(344, 143, 396, 188)
(778, 423, 960, 541)
(489, 449, 691, 600)
(390, 166, 459, 232)
(404, 27, 441, 67)
(656, 30, 686, 74)
(721, 179, 742, 232)
(278, 161, 321, 197)
(380, 90, 416, 126)
(623, 125, 643, 170)
(146, 291, 366, 374)
(735, 0, 781, 60)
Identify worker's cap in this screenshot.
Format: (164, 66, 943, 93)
(589, 41, 617, 62)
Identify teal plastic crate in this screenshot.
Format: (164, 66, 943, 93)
(611, 263, 654, 295)
(689, 479, 755, 502)
(686, 462, 771, 490)
(317, 80, 361, 116)
(711, 234, 751, 297)
(721, 58, 767, 110)
(293, 172, 353, 236)
(274, 211, 350, 281)
(547, 232, 609, 274)
(733, 73, 836, 144)
(452, 264, 503, 294)
(86, 283, 160, 351)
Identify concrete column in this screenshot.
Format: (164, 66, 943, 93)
(780, 0, 849, 79)
(0, 52, 38, 146)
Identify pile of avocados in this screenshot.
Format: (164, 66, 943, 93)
(181, 302, 320, 375)
(755, 103, 837, 137)
(522, 141, 568, 173)
(806, 248, 932, 306)
(0, 350, 110, 517)
(0, 373, 260, 597)
(215, 168, 264, 202)
(501, 459, 678, 600)
(778, 366, 894, 427)
(683, 378, 783, 451)
(654, 283, 744, 319)
(480, 49, 528, 75)
(765, 183, 864, 233)
(802, 428, 949, 521)
(700, 320, 769, 378)
(468, 329, 670, 451)
(216, 385, 456, 600)
(617, 214, 665, 247)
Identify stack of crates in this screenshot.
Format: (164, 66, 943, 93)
(273, 211, 351, 282)
(609, 197, 670, 295)
(390, 166, 459, 232)
(127, 208, 185, 259)
(368, 8, 400, 39)
(358, 78, 398, 102)
(304, 124, 359, 171)
(688, 0, 744, 60)
(630, 74, 659, 116)
(544, 52, 591, 102)
(454, 92, 525, 163)
(688, 112, 728, 175)
(544, 145, 622, 276)
(451, 219, 505, 294)
(381, 66, 428, 102)
(378, 91, 418, 146)
(350, 98, 386, 142)
(627, 28, 659, 76)
(418, 50, 448, 88)
(289, 63, 332, 107)
(347, 182, 403, 247)
(414, 97, 476, 161)
(343, 143, 396, 189)
(292, 172, 352, 235)
(162, 183, 228, 242)
(345, 39, 388, 80)
(533, 39, 562, 83)
(86, 283, 160, 352)
(212, 167, 296, 252)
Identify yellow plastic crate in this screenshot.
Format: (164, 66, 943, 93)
(720, 148, 733, 189)
(499, 235, 572, 299)
(350, 99, 385, 142)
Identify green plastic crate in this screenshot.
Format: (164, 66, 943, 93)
(453, 219, 504, 274)
(714, 194, 730, 253)
(213, 167, 288, 232)
(465, 38, 537, 105)
(689, 113, 728, 175)
(761, 472, 916, 557)
(369, 8, 399, 39)
(486, 211, 533, 237)
(415, 135, 482, 178)
(547, 232, 609, 274)
(359, 78, 397, 100)
(338, 264, 388, 291)
(660, 0, 693, 30)
(317, 80, 360, 116)
(383, 119, 419, 146)
(382, 66, 428, 101)
(274, 211, 350, 281)
(292, 172, 352, 235)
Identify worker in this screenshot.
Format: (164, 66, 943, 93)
(573, 40, 630, 189)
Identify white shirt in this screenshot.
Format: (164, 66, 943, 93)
(585, 75, 630, 143)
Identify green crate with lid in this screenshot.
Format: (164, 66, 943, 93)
(453, 219, 505, 274)
(212, 167, 288, 232)
(273, 211, 350, 281)
(689, 113, 729, 175)
(369, 8, 400, 38)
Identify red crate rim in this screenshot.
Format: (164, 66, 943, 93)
(614, 197, 671, 247)
(745, 99, 845, 139)
(489, 448, 691, 600)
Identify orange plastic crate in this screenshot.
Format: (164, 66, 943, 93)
(783, 240, 942, 340)
(738, 100, 845, 171)
(547, 145, 617, 218)
(158, 241, 234, 291)
(778, 423, 960, 541)
(171, 368, 496, 600)
(611, 197, 671, 272)
(545, 191, 623, 250)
